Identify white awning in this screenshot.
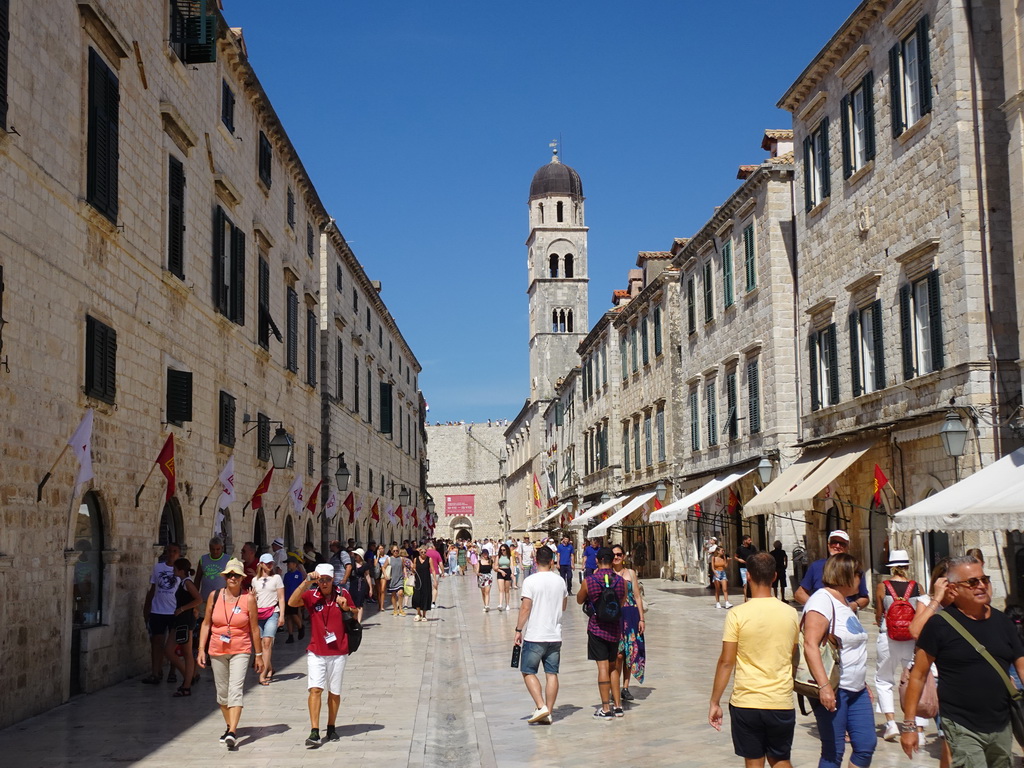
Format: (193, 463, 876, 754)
(894, 446, 1024, 532)
(568, 494, 627, 528)
(587, 492, 657, 537)
(741, 446, 832, 518)
(529, 502, 569, 531)
(650, 469, 754, 522)
(769, 437, 877, 515)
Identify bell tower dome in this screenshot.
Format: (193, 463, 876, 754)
(526, 146, 589, 402)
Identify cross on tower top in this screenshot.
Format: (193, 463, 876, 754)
(549, 139, 560, 163)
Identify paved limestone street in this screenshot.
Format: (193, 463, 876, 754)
(0, 575, 962, 768)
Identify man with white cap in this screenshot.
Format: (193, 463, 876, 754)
(271, 537, 287, 575)
(794, 530, 869, 610)
(288, 562, 356, 748)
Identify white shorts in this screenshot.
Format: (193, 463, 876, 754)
(307, 651, 348, 695)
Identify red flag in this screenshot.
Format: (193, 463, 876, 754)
(532, 474, 542, 508)
(873, 464, 889, 506)
(653, 497, 663, 510)
(694, 502, 702, 518)
(250, 468, 274, 510)
(156, 434, 176, 501)
(412, 508, 419, 527)
(727, 489, 741, 516)
(371, 499, 380, 522)
(305, 480, 322, 514)
(343, 493, 355, 524)
(397, 505, 405, 524)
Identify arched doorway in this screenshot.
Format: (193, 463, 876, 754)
(217, 508, 234, 556)
(305, 520, 315, 549)
(159, 498, 185, 549)
(71, 492, 105, 695)
(450, 515, 473, 541)
(254, 509, 268, 552)
(285, 516, 296, 553)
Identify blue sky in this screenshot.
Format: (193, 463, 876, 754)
(225, 1, 857, 424)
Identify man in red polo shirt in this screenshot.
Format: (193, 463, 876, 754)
(288, 563, 355, 748)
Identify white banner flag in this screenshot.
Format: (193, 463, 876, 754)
(67, 409, 95, 487)
(323, 490, 338, 520)
(288, 474, 305, 514)
(386, 503, 396, 525)
(216, 456, 236, 510)
(214, 510, 225, 536)
(354, 494, 363, 522)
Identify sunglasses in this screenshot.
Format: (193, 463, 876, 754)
(951, 576, 991, 589)
(613, 552, 624, 557)
(828, 540, 849, 547)
(225, 573, 242, 579)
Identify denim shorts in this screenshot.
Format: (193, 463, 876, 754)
(520, 641, 561, 675)
(258, 609, 280, 638)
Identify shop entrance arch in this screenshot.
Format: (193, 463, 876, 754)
(450, 515, 473, 541)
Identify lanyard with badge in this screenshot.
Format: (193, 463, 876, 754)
(218, 591, 242, 646)
(315, 586, 339, 645)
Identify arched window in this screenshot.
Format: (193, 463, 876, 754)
(549, 254, 559, 278)
(254, 509, 268, 551)
(159, 499, 184, 547)
(559, 310, 567, 333)
(73, 492, 104, 627)
(557, 201, 564, 222)
(567, 310, 574, 333)
(306, 520, 315, 550)
(565, 254, 574, 278)
(552, 310, 559, 332)
(285, 516, 295, 553)
(538, 203, 544, 224)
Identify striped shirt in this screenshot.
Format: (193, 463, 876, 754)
(585, 569, 626, 641)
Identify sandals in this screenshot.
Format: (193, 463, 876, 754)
(173, 686, 191, 697)
(259, 680, 271, 686)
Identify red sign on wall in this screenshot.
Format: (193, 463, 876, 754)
(445, 494, 475, 516)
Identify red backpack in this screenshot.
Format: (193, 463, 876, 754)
(884, 580, 916, 641)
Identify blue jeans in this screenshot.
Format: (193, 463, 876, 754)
(810, 688, 877, 768)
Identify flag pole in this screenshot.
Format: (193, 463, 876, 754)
(198, 475, 220, 516)
(272, 487, 291, 518)
(37, 444, 70, 502)
(135, 461, 159, 508)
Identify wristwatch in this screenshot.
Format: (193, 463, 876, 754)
(897, 722, 917, 734)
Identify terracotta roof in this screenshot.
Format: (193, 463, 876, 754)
(761, 129, 794, 150)
(637, 251, 672, 260)
(767, 150, 795, 165)
(737, 164, 758, 179)
(612, 289, 630, 298)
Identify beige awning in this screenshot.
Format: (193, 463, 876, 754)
(586, 492, 657, 537)
(742, 447, 832, 518)
(568, 494, 627, 528)
(650, 469, 754, 522)
(529, 502, 569, 531)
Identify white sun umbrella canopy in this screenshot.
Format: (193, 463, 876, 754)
(650, 469, 754, 522)
(587, 492, 657, 537)
(530, 502, 569, 531)
(568, 494, 628, 528)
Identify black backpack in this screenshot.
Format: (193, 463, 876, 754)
(594, 574, 621, 622)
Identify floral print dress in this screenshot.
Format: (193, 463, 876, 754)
(619, 577, 646, 683)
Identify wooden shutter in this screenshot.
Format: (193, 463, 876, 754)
(927, 270, 943, 370)
(726, 372, 738, 440)
(871, 298, 886, 391)
(257, 412, 270, 461)
(747, 360, 761, 434)
(212, 207, 226, 312)
(166, 369, 193, 424)
(641, 316, 649, 364)
(840, 94, 853, 179)
(555, 402, 564, 427)
(744, 224, 756, 291)
(849, 311, 862, 397)
(706, 383, 717, 446)
(230, 227, 245, 324)
(183, 3, 216, 64)
(653, 305, 663, 355)
(258, 131, 272, 187)
(917, 15, 932, 115)
(900, 284, 914, 380)
(86, 49, 119, 223)
(827, 323, 840, 405)
(687, 278, 696, 333)
(0, 0, 9, 130)
(287, 189, 295, 228)
(221, 80, 234, 132)
(863, 71, 876, 160)
(286, 287, 298, 372)
(168, 156, 185, 278)
(306, 309, 317, 386)
(336, 338, 344, 401)
(307, 224, 315, 257)
(85, 316, 116, 404)
(380, 382, 393, 434)
(809, 331, 820, 411)
(722, 241, 733, 307)
(890, 43, 905, 137)
(620, 335, 628, 379)
(819, 117, 831, 199)
(803, 136, 813, 212)
(258, 256, 270, 347)
(219, 391, 236, 447)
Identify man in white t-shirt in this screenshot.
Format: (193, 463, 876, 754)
(482, 539, 496, 556)
(142, 543, 181, 684)
(514, 545, 567, 725)
(271, 537, 287, 575)
(516, 536, 535, 587)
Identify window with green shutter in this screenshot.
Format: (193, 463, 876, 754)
(890, 16, 931, 138)
(703, 261, 714, 323)
(258, 130, 272, 188)
(747, 359, 761, 434)
(166, 369, 193, 425)
(86, 49, 119, 223)
(287, 188, 295, 228)
(656, 408, 666, 462)
(901, 270, 943, 378)
(306, 309, 317, 386)
(690, 389, 700, 451)
(220, 80, 234, 133)
(633, 417, 641, 468)
(0, 0, 8, 131)
(622, 424, 630, 473)
(307, 223, 315, 258)
(743, 223, 756, 292)
(841, 72, 875, 177)
(722, 241, 734, 308)
(653, 305, 663, 355)
(804, 118, 830, 211)
(852, 300, 885, 395)
(725, 371, 738, 440)
(168, 156, 185, 278)
(353, 356, 360, 413)
(257, 256, 281, 349)
(85, 315, 116, 404)
(256, 412, 269, 461)
(620, 334, 628, 379)
(630, 326, 638, 373)
(687, 277, 696, 335)
(644, 413, 653, 466)
(218, 390, 236, 447)
(380, 381, 393, 434)
(366, 367, 372, 422)
(212, 206, 245, 324)
(336, 338, 344, 402)
(286, 287, 298, 372)
(706, 381, 718, 447)
(641, 315, 649, 365)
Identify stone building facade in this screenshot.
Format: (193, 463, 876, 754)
(669, 134, 799, 582)
(0, 1, 423, 728)
(426, 423, 505, 540)
(774, 0, 1019, 593)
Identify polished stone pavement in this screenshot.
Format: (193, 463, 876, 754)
(0, 575, 955, 767)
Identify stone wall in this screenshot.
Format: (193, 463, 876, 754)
(426, 423, 506, 539)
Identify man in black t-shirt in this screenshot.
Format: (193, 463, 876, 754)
(733, 535, 758, 602)
(901, 555, 1024, 766)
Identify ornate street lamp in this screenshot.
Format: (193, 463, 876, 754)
(334, 453, 351, 492)
(268, 427, 294, 470)
(940, 411, 969, 458)
(655, 481, 668, 503)
(399, 487, 411, 507)
(757, 456, 774, 485)
(600, 491, 610, 505)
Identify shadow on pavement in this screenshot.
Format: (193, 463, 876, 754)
(333, 723, 385, 737)
(236, 723, 291, 746)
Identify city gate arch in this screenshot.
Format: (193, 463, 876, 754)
(450, 515, 473, 541)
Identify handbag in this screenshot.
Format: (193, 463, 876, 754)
(938, 611, 1024, 747)
(793, 600, 842, 702)
(257, 605, 276, 620)
(899, 663, 939, 718)
(344, 613, 362, 653)
(403, 573, 416, 596)
(383, 563, 392, 580)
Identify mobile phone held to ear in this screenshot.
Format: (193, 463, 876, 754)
(511, 643, 522, 669)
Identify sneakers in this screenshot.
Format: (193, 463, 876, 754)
(593, 708, 615, 720)
(305, 729, 322, 748)
(484, 606, 489, 613)
(723, 601, 734, 609)
(613, 706, 624, 718)
(223, 732, 237, 749)
(918, 732, 927, 748)
(620, 688, 635, 701)
(219, 728, 230, 743)
(715, 602, 722, 609)
(883, 721, 900, 741)
(528, 706, 551, 724)
(324, 726, 341, 742)
(505, 605, 512, 612)
(539, 714, 552, 725)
